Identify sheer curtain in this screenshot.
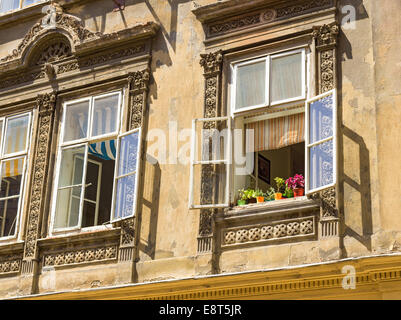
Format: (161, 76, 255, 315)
(270, 52, 303, 103)
(0, 0, 19, 13)
(235, 60, 266, 111)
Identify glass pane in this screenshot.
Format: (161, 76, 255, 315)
(92, 94, 119, 137)
(58, 146, 85, 187)
(0, 158, 23, 198)
(235, 60, 266, 110)
(309, 94, 334, 144)
(195, 120, 229, 162)
(84, 160, 100, 202)
(0, 120, 3, 151)
(118, 131, 139, 176)
(63, 100, 89, 142)
(308, 140, 334, 191)
(4, 114, 29, 155)
(271, 52, 303, 103)
(22, 0, 40, 7)
(114, 174, 136, 220)
(54, 186, 81, 229)
(0, 197, 19, 237)
(191, 163, 227, 207)
(0, 0, 20, 13)
(82, 200, 97, 228)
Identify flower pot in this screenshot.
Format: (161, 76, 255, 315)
(237, 199, 247, 206)
(274, 193, 282, 200)
(248, 198, 256, 204)
(256, 196, 264, 203)
(293, 188, 304, 197)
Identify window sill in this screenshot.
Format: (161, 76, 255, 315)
(220, 196, 318, 221)
(216, 196, 320, 249)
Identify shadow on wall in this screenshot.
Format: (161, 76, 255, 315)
(338, 0, 369, 60)
(337, 1, 373, 255)
(136, 154, 161, 261)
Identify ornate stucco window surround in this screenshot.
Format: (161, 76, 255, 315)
(190, 0, 340, 253)
(0, 2, 159, 285)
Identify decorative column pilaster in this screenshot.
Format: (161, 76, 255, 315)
(198, 50, 223, 253)
(22, 92, 56, 280)
(118, 69, 150, 264)
(312, 22, 339, 237)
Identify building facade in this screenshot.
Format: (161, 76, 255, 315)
(0, 0, 400, 299)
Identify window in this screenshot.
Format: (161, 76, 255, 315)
(0, 0, 42, 14)
(0, 112, 31, 238)
(51, 90, 142, 232)
(231, 48, 306, 115)
(188, 46, 337, 209)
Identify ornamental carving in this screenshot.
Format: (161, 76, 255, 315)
(128, 69, 150, 130)
(205, 0, 333, 38)
(24, 92, 57, 259)
(321, 187, 337, 218)
(200, 51, 223, 76)
(320, 49, 335, 92)
(35, 41, 71, 65)
(313, 23, 339, 48)
(43, 246, 117, 267)
(0, 255, 22, 275)
(223, 217, 315, 246)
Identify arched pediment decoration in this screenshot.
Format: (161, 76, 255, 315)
(0, 3, 100, 68)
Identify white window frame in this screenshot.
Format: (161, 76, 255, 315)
(50, 90, 132, 233)
(188, 116, 232, 209)
(230, 48, 306, 117)
(110, 127, 142, 222)
(305, 89, 337, 195)
(0, 111, 32, 240)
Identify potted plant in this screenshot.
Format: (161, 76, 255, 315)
(253, 189, 265, 203)
(265, 187, 276, 201)
(245, 188, 257, 203)
(274, 177, 285, 200)
(286, 174, 305, 197)
(283, 185, 294, 198)
(237, 189, 248, 206)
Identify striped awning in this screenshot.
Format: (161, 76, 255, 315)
(246, 112, 305, 152)
(3, 158, 24, 178)
(89, 140, 116, 161)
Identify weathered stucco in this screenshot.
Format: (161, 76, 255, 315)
(0, 0, 400, 299)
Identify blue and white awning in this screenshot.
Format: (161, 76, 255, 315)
(89, 140, 116, 161)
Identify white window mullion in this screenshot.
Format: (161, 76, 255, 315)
(77, 144, 89, 229)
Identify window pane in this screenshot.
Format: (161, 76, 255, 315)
(235, 60, 266, 110)
(309, 94, 334, 144)
(4, 115, 29, 155)
(87, 140, 116, 226)
(0, 0, 20, 13)
(271, 52, 303, 103)
(0, 197, 19, 237)
(308, 140, 334, 191)
(114, 174, 136, 220)
(82, 200, 97, 228)
(58, 146, 85, 187)
(118, 131, 139, 176)
(54, 186, 81, 229)
(92, 94, 119, 137)
(0, 158, 23, 198)
(22, 0, 40, 8)
(63, 100, 89, 142)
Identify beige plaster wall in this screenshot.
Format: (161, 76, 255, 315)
(0, 0, 400, 296)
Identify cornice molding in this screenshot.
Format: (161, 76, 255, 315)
(0, 3, 159, 76)
(193, 0, 335, 40)
(16, 254, 401, 300)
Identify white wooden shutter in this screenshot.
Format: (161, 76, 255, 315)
(305, 89, 337, 194)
